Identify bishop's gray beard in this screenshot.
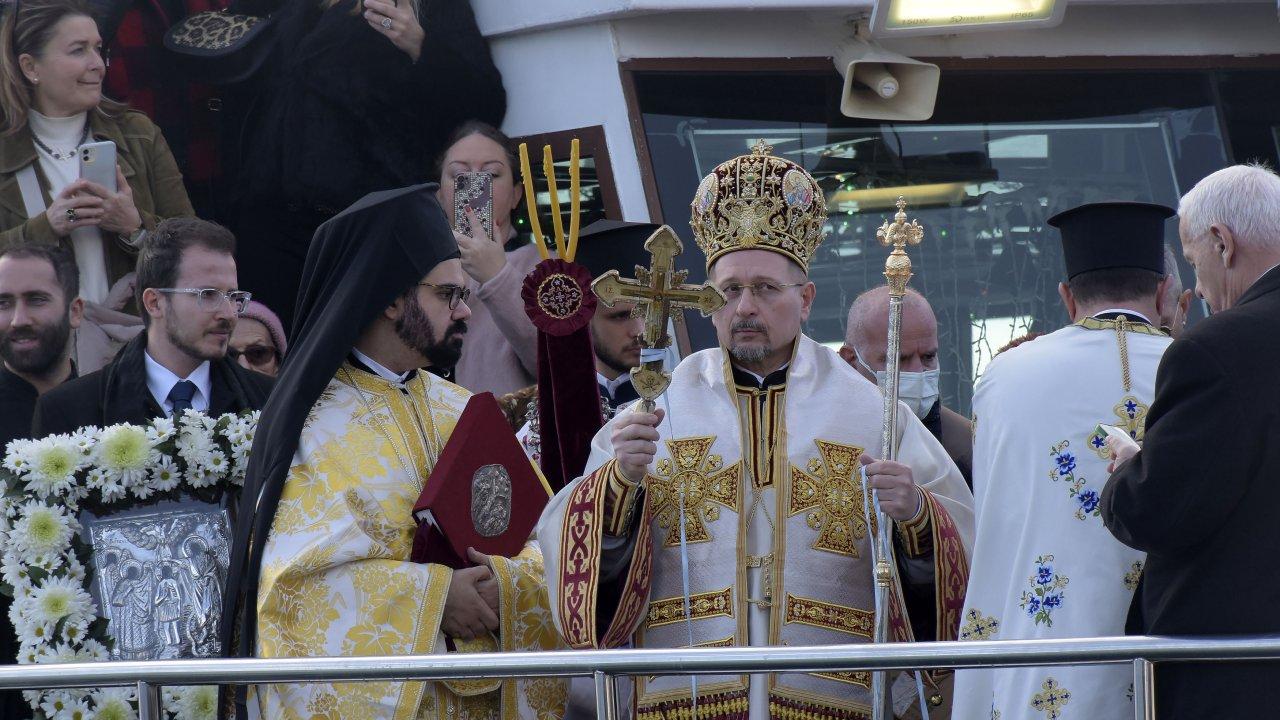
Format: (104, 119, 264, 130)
(728, 319, 770, 364)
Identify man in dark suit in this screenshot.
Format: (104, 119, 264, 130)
(1102, 164, 1280, 719)
(0, 244, 83, 716)
(33, 217, 273, 437)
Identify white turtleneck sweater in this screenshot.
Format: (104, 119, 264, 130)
(28, 110, 108, 304)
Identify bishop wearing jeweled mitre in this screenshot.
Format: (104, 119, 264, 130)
(537, 142, 975, 720)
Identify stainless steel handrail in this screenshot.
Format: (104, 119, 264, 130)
(2, 635, 1278, 718)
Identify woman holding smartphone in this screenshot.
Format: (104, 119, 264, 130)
(0, 0, 193, 306)
(436, 121, 541, 397)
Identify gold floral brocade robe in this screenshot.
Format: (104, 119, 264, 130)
(538, 337, 975, 720)
(255, 363, 567, 720)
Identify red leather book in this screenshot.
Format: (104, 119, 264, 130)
(411, 392, 551, 566)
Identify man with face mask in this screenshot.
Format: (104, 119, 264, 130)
(952, 201, 1174, 720)
(840, 286, 972, 486)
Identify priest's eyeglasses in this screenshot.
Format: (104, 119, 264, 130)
(418, 282, 471, 310)
(718, 281, 805, 303)
(155, 288, 252, 314)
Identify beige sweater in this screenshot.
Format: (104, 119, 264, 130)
(454, 242, 542, 396)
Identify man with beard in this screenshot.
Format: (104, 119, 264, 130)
(0, 245, 82, 446)
(32, 217, 273, 437)
(537, 143, 972, 720)
(223, 185, 567, 720)
(0, 244, 82, 715)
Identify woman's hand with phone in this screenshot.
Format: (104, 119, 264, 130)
(80, 167, 142, 236)
(44, 180, 105, 237)
(363, 0, 424, 62)
(455, 208, 506, 285)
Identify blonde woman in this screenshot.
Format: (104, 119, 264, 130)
(0, 0, 193, 307)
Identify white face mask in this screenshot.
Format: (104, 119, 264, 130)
(853, 349, 941, 420)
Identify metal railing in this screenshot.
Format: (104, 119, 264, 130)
(2, 635, 1279, 719)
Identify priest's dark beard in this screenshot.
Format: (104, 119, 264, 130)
(0, 311, 71, 376)
(397, 294, 467, 369)
(593, 335, 639, 377)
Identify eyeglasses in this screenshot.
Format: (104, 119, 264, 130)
(155, 288, 252, 314)
(227, 344, 278, 367)
(717, 281, 805, 303)
(418, 282, 471, 310)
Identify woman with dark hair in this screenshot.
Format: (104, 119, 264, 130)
(231, 0, 505, 331)
(435, 120, 543, 397)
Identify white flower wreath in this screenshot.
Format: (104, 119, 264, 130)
(0, 409, 259, 720)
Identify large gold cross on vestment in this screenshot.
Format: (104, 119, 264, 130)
(591, 225, 725, 412)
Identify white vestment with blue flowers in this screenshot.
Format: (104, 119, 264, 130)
(953, 317, 1170, 720)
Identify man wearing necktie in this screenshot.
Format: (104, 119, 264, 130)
(33, 218, 272, 436)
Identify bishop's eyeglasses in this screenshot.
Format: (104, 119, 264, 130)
(418, 282, 471, 310)
(155, 288, 252, 314)
(717, 281, 805, 303)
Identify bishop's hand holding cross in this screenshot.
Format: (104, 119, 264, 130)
(592, 225, 724, 485)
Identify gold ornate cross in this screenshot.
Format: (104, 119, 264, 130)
(876, 197, 924, 295)
(789, 440, 872, 558)
(591, 225, 725, 412)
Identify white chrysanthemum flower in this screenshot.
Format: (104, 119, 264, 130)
(78, 638, 109, 661)
(10, 501, 75, 564)
(84, 467, 109, 490)
(3, 437, 35, 473)
(176, 427, 214, 466)
(174, 685, 218, 720)
(91, 688, 137, 720)
(2, 549, 31, 589)
(40, 689, 77, 717)
(130, 481, 156, 500)
(147, 415, 176, 443)
(54, 694, 91, 720)
(31, 576, 94, 626)
(99, 478, 127, 504)
(68, 429, 96, 456)
(150, 455, 181, 492)
(23, 436, 84, 498)
(95, 424, 155, 484)
(204, 450, 228, 475)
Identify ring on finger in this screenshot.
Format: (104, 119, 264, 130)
(381, 16, 392, 29)
(66, 208, 78, 222)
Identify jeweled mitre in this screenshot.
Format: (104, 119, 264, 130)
(689, 140, 828, 272)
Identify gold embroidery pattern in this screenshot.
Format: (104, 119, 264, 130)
(646, 436, 742, 546)
(958, 608, 1000, 641)
(1123, 560, 1144, 592)
(1087, 396, 1150, 460)
(1030, 677, 1071, 719)
(783, 594, 873, 638)
(648, 587, 734, 628)
(789, 439, 868, 557)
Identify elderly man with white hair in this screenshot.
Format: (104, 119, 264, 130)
(1103, 163, 1280, 720)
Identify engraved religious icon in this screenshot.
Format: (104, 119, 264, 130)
(89, 506, 231, 660)
(471, 464, 513, 538)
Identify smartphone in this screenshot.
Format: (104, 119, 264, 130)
(453, 171, 494, 241)
(78, 140, 118, 192)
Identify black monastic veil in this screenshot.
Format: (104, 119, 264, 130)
(220, 184, 460, 714)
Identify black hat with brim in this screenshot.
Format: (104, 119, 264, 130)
(1047, 201, 1175, 279)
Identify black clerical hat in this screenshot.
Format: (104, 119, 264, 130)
(574, 219, 659, 279)
(1047, 201, 1174, 279)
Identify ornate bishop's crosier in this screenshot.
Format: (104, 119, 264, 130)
(871, 197, 924, 720)
(592, 227, 725, 413)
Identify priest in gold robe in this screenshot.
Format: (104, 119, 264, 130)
(222, 185, 566, 720)
(536, 143, 974, 720)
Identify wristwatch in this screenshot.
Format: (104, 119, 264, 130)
(120, 226, 147, 248)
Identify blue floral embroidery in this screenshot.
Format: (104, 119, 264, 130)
(1019, 554, 1069, 627)
(1049, 440, 1101, 520)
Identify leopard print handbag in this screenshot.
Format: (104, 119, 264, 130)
(164, 9, 277, 85)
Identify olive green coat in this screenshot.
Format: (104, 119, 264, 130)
(0, 109, 195, 285)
